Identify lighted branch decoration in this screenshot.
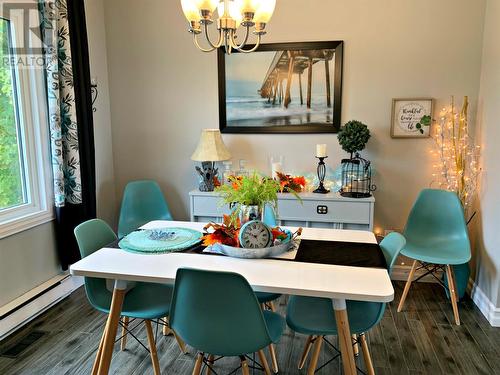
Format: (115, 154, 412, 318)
(431, 96, 480, 222)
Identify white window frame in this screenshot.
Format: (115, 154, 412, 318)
(0, 1, 53, 239)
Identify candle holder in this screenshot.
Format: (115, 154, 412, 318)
(313, 156, 330, 194)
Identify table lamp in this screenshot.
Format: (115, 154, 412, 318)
(191, 129, 231, 191)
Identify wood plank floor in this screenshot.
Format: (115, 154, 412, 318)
(1, 281, 499, 375)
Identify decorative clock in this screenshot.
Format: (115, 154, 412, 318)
(238, 220, 272, 249)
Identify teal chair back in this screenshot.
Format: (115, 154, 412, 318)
(170, 268, 274, 356)
(365, 232, 406, 329)
(118, 180, 173, 238)
(74, 219, 117, 310)
(404, 189, 469, 249)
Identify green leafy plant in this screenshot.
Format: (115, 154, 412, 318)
(216, 173, 280, 210)
(337, 120, 371, 158)
(416, 114, 432, 134)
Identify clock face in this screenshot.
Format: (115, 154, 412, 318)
(239, 220, 272, 249)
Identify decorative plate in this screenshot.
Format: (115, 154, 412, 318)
(119, 227, 203, 254)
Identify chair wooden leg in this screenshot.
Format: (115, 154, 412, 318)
(98, 287, 126, 375)
(145, 320, 161, 375)
(162, 316, 173, 336)
(359, 333, 375, 375)
(91, 329, 106, 375)
(258, 350, 272, 375)
(268, 343, 279, 373)
(192, 353, 204, 375)
(268, 301, 276, 312)
(307, 336, 323, 375)
(352, 334, 359, 357)
(398, 260, 418, 312)
(446, 265, 461, 325)
(241, 358, 250, 375)
(120, 316, 129, 351)
(173, 330, 188, 354)
(298, 335, 314, 369)
(206, 355, 215, 375)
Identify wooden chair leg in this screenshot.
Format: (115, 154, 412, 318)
(352, 334, 359, 356)
(359, 333, 375, 375)
(162, 316, 173, 336)
(145, 320, 161, 375)
(446, 265, 461, 325)
(192, 353, 204, 375)
(173, 330, 188, 354)
(268, 343, 279, 373)
(268, 301, 276, 312)
(258, 350, 272, 375)
(120, 316, 129, 351)
(241, 358, 250, 375)
(307, 336, 323, 375)
(206, 355, 215, 375)
(91, 329, 106, 375)
(298, 335, 314, 369)
(398, 260, 418, 312)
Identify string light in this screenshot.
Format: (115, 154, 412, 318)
(431, 96, 480, 218)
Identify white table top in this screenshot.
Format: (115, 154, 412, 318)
(70, 221, 393, 303)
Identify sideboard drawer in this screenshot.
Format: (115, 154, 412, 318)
(191, 194, 231, 217)
(277, 199, 371, 224)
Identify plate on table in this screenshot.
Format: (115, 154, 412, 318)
(119, 227, 203, 254)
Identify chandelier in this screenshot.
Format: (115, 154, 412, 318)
(180, 0, 276, 54)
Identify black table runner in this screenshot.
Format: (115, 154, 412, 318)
(107, 233, 386, 270)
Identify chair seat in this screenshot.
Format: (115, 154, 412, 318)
(256, 292, 282, 304)
(286, 296, 383, 336)
(89, 282, 173, 320)
(401, 239, 471, 265)
(263, 310, 286, 343)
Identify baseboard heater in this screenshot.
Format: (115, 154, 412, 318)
(0, 273, 83, 341)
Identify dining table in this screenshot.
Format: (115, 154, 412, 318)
(69, 220, 394, 375)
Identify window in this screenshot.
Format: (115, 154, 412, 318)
(0, 4, 52, 238)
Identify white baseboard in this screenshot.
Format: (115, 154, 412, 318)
(467, 278, 500, 327)
(0, 274, 83, 341)
(391, 264, 442, 283)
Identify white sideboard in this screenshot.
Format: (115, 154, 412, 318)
(189, 190, 375, 231)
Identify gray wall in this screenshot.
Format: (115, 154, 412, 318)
(473, 0, 500, 307)
(103, 0, 485, 234)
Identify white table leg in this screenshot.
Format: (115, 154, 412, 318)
(332, 299, 357, 375)
(97, 280, 127, 375)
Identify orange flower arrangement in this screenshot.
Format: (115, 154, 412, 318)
(202, 215, 240, 247)
(276, 172, 306, 193)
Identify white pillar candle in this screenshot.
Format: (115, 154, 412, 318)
(271, 162, 283, 179)
(316, 144, 327, 158)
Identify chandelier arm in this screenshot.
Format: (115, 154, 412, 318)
(234, 33, 262, 53)
(193, 33, 216, 53)
(204, 22, 224, 49)
(232, 25, 251, 50)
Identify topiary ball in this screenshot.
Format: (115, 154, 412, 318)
(337, 120, 371, 156)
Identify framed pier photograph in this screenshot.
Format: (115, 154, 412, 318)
(218, 41, 344, 134)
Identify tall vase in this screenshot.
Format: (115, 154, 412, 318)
(239, 204, 263, 225)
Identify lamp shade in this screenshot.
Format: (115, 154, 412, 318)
(191, 129, 231, 161)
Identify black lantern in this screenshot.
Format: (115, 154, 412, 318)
(340, 153, 376, 198)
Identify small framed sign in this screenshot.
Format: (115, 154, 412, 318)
(391, 98, 434, 138)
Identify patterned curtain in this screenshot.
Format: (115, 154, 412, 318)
(39, 0, 81, 207)
(39, 0, 96, 269)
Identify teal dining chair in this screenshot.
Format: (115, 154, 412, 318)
(169, 268, 286, 375)
(286, 232, 406, 374)
(74, 219, 186, 375)
(118, 180, 173, 238)
(259, 204, 282, 373)
(397, 189, 471, 325)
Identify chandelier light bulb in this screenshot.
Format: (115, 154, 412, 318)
(217, 0, 243, 28)
(181, 0, 201, 22)
(237, 0, 261, 13)
(195, 0, 218, 12)
(254, 0, 276, 23)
